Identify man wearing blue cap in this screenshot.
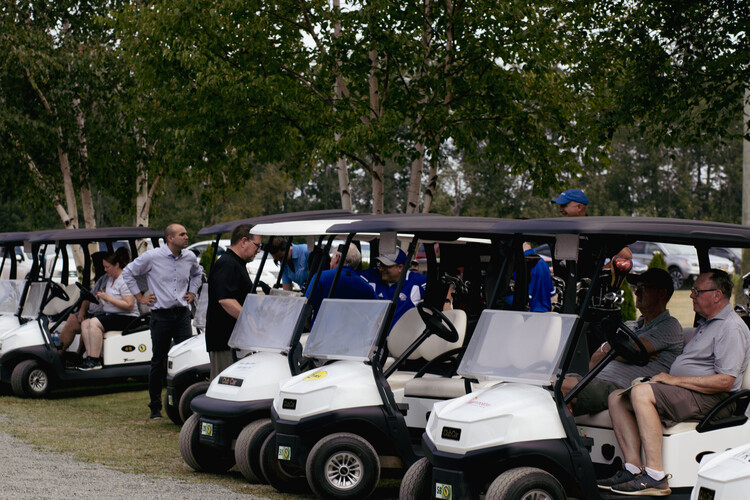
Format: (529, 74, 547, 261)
(360, 248, 427, 327)
(551, 188, 589, 217)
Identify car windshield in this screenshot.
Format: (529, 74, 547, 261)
(303, 299, 390, 362)
(457, 310, 578, 385)
(228, 294, 307, 352)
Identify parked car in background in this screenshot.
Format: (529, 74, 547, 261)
(531, 243, 648, 275)
(629, 241, 735, 289)
(709, 247, 742, 274)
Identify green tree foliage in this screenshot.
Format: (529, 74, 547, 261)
(620, 281, 636, 322)
(560, 0, 750, 147)
(648, 252, 668, 271)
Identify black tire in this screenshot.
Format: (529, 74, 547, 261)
(399, 457, 432, 500)
(668, 267, 684, 290)
(164, 390, 183, 425)
(485, 467, 566, 500)
(178, 381, 210, 423)
(11, 359, 51, 398)
(259, 431, 309, 494)
(306, 432, 380, 500)
(235, 418, 273, 483)
(178, 414, 235, 473)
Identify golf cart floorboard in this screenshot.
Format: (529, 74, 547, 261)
(597, 488, 691, 499)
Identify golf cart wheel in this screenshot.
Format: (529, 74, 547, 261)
(668, 266, 684, 290)
(259, 431, 309, 494)
(235, 418, 274, 483)
(486, 467, 565, 500)
(399, 457, 432, 500)
(178, 413, 235, 473)
(11, 360, 51, 398)
(306, 432, 380, 499)
(163, 391, 182, 425)
(178, 381, 210, 423)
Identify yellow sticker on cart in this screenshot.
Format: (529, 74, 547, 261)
(304, 370, 327, 381)
(138, 344, 147, 352)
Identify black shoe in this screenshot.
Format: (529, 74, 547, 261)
(150, 409, 162, 420)
(597, 467, 641, 490)
(611, 472, 672, 496)
(76, 357, 102, 371)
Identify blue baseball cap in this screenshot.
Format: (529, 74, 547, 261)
(551, 188, 589, 206)
(376, 248, 407, 266)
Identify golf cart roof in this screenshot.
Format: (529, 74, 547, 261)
(250, 215, 383, 237)
(327, 215, 505, 240)
(0, 230, 57, 246)
(28, 227, 164, 244)
(497, 217, 750, 247)
(197, 210, 355, 237)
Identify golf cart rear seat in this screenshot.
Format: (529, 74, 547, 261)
(385, 306, 467, 392)
(574, 327, 750, 434)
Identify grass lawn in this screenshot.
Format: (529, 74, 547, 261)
(0, 384, 399, 499)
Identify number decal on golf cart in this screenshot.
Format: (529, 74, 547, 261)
(200, 422, 213, 437)
(435, 483, 452, 499)
(277, 445, 291, 461)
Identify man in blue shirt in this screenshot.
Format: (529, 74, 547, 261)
(267, 237, 311, 291)
(305, 243, 376, 325)
(360, 248, 426, 327)
(122, 223, 203, 419)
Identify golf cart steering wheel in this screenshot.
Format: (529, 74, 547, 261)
(417, 302, 459, 343)
(75, 282, 99, 304)
(602, 317, 649, 366)
(48, 281, 70, 302)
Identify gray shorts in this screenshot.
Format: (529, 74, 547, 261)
(651, 383, 732, 427)
(571, 378, 622, 415)
(209, 350, 234, 381)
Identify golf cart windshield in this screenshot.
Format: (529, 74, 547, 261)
(458, 310, 578, 386)
(228, 294, 307, 352)
(303, 299, 390, 362)
(0, 280, 25, 314)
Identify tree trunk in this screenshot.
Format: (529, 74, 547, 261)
(369, 48, 384, 214)
(332, 0, 352, 211)
(742, 88, 750, 297)
(406, 143, 425, 213)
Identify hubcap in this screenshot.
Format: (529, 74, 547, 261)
(29, 368, 48, 393)
(324, 451, 363, 491)
(521, 490, 554, 500)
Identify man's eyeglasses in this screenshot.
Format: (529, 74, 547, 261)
(691, 288, 717, 295)
(248, 239, 261, 251)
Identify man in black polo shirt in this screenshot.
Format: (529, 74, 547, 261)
(205, 224, 263, 380)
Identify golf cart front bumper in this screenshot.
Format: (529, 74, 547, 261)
(424, 436, 585, 500)
(191, 394, 272, 449)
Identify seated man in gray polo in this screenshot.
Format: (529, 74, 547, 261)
(600, 269, 750, 495)
(562, 268, 683, 415)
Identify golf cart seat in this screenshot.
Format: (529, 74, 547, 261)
(575, 335, 750, 435)
(39, 283, 81, 317)
(102, 313, 152, 339)
(403, 312, 558, 400)
(385, 306, 468, 392)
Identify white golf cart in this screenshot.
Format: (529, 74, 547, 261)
(178, 216, 367, 475)
(0, 226, 167, 397)
(164, 210, 356, 424)
(403, 216, 750, 500)
(265, 216, 537, 499)
(0, 231, 53, 336)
